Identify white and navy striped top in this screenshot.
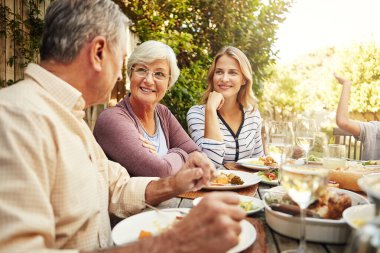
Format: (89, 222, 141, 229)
(187, 105, 264, 167)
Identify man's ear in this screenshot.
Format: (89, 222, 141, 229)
(90, 36, 107, 72)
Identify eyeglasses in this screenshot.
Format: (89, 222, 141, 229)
(132, 67, 170, 81)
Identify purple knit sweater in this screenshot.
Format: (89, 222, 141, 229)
(93, 95, 200, 177)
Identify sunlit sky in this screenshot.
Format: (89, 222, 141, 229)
(275, 0, 380, 63)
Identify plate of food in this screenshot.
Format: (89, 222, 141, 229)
(112, 208, 257, 253)
(205, 170, 261, 190)
(307, 155, 323, 165)
(329, 161, 380, 191)
(362, 160, 380, 169)
(343, 204, 375, 230)
(262, 186, 369, 243)
(255, 170, 279, 185)
(193, 195, 264, 215)
(236, 156, 277, 170)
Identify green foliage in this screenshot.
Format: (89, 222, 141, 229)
(337, 42, 380, 113)
(0, 0, 45, 87)
(261, 42, 380, 128)
(118, 0, 292, 128)
(260, 65, 306, 121)
(162, 60, 209, 129)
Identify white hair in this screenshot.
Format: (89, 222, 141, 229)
(127, 40, 180, 88)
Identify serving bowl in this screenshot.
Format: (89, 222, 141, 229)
(263, 186, 369, 243)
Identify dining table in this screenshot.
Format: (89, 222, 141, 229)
(150, 162, 352, 253)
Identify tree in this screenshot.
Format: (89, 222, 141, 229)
(116, 0, 292, 128)
(337, 42, 380, 114)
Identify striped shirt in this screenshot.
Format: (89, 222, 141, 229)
(187, 105, 264, 167)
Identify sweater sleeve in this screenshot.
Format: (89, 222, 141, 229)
(94, 107, 183, 177)
(186, 105, 226, 167)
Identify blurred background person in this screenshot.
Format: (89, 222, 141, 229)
(335, 73, 380, 160)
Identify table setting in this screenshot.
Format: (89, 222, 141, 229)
(110, 119, 380, 253)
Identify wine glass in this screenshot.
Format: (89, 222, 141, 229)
(281, 164, 330, 253)
(294, 119, 318, 164)
(266, 121, 294, 166)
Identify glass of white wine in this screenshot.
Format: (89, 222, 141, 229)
(294, 119, 318, 164)
(281, 164, 330, 253)
(266, 121, 294, 166)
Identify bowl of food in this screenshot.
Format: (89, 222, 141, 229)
(329, 161, 380, 191)
(358, 173, 380, 214)
(263, 186, 369, 243)
(342, 204, 375, 230)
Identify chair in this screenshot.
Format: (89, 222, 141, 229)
(332, 127, 363, 160)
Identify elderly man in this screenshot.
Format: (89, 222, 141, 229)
(0, 1, 245, 253)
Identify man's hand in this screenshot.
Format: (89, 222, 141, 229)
(161, 192, 245, 253)
(145, 152, 216, 205)
(170, 151, 216, 193)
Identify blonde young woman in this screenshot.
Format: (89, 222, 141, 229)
(187, 46, 264, 167)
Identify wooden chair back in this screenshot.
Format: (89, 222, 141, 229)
(332, 127, 363, 160)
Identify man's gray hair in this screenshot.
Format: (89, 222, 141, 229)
(127, 40, 180, 88)
(41, 0, 130, 63)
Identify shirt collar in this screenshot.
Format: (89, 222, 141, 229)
(24, 63, 86, 117)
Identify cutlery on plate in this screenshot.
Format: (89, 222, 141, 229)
(144, 202, 188, 216)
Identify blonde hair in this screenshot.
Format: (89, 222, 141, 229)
(201, 46, 256, 109)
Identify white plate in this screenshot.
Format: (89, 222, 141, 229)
(228, 219, 257, 253)
(204, 170, 261, 190)
(254, 172, 279, 186)
(192, 195, 264, 215)
(112, 208, 256, 253)
(364, 165, 380, 169)
(236, 158, 271, 171)
(343, 204, 375, 230)
(112, 208, 190, 245)
(263, 186, 369, 243)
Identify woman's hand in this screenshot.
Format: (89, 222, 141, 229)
(206, 91, 224, 111)
(139, 135, 158, 154)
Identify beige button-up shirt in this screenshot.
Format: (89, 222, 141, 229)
(0, 64, 157, 253)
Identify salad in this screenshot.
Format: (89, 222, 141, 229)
(362, 160, 380, 166)
(257, 170, 278, 181)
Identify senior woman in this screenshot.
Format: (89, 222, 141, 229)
(186, 46, 264, 167)
(94, 40, 200, 177)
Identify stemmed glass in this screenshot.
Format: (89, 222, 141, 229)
(281, 164, 330, 253)
(294, 119, 318, 164)
(266, 121, 294, 167)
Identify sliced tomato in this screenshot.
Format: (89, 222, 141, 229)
(266, 172, 276, 181)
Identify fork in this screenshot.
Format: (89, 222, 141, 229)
(144, 202, 188, 216)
